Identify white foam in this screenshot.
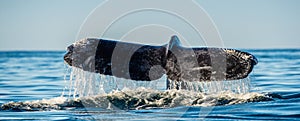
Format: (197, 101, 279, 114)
(1, 87, 273, 111)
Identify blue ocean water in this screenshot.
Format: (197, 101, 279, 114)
(0, 49, 300, 120)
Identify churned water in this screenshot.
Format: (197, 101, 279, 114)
(0, 49, 299, 120)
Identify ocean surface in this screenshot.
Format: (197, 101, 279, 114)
(0, 49, 299, 120)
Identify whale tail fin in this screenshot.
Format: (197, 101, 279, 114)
(64, 36, 258, 90)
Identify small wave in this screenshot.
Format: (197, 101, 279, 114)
(1, 88, 273, 111)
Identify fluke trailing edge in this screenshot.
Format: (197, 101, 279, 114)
(64, 35, 257, 83)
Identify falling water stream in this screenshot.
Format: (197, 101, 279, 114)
(1, 64, 273, 111)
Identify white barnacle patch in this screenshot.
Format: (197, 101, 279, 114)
(191, 66, 212, 71)
(237, 52, 251, 60)
(68, 38, 99, 71)
(225, 49, 251, 60)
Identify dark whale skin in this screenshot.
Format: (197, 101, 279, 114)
(94, 39, 167, 81)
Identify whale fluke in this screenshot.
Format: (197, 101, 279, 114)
(64, 36, 258, 89)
